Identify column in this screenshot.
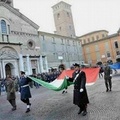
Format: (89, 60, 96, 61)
(45, 56, 49, 72)
(14, 60, 19, 76)
(39, 55, 44, 73)
(37, 58, 40, 73)
(26, 54, 31, 75)
(0, 61, 3, 78)
(2, 60, 5, 78)
(19, 54, 24, 71)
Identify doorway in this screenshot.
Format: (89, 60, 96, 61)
(5, 63, 14, 77)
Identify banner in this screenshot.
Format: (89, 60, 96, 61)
(29, 68, 100, 91)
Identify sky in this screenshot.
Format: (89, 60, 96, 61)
(13, 0, 120, 36)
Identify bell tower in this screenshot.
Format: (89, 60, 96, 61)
(0, 0, 13, 7)
(52, 1, 76, 38)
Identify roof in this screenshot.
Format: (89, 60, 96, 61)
(52, 1, 71, 8)
(77, 30, 108, 38)
(0, 2, 39, 29)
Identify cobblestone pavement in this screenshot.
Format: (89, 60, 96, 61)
(0, 72, 120, 120)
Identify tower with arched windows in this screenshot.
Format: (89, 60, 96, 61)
(52, 1, 76, 38)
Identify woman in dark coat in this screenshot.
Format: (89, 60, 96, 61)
(68, 63, 89, 116)
(19, 71, 32, 113)
(5, 75, 17, 111)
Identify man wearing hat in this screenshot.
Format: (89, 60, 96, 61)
(19, 71, 32, 113)
(67, 63, 89, 116)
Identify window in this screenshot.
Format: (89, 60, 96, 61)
(61, 39, 64, 44)
(52, 37, 55, 43)
(116, 51, 120, 55)
(57, 13, 60, 19)
(105, 42, 109, 50)
(59, 27, 61, 31)
(73, 41, 74, 46)
(69, 25, 71, 30)
(92, 37, 94, 41)
(96, 35, 99, 40)
(1, 20, 7, 34)
(67, 12, 70, 17)
(78, 41, 81, 46)
(84, 39, 86, 44)
(87, 38, 90, 42)
(114, 41, 119, 48)
(95, 45, 99, 51)
(96, 52, 100, 60)
(106, 52, 111, 57)
(41, 35, 45, 40)
(102, 34, 105, 38)
(27, 40, 35, 50)
(67, 40, 69, 45)
(86, 47, 90, 53)
(2, 35, 4, 42)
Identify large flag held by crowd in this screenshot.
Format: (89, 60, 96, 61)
(29, 68, 100, 91)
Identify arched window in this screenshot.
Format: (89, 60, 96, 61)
(1, 20, 7, 34)
(57, 13, 60, 19)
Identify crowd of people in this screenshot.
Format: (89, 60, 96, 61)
(0, 70, 61, 94)
(0, 62, 116, 116)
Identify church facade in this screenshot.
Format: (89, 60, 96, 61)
(0, 1, 48, 78)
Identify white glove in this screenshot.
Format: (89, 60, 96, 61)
(65, 76, 69, 79)
(110, 74, 112, 77)
(80, 88, 84, 92)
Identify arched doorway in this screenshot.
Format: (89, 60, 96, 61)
(5, 63, 14, 77)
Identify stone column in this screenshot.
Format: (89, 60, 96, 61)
(19, 54, 24, 71)
(39, 55, 44, 73)
(0, 61, 3, 78)
(26, 54, 31, 75)
(14, 60, 19, 76)
(37, 58, 40, 73)
(45, 56, 49, 72)
(2, 60, 5, 78)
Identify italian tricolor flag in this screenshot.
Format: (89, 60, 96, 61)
(29, 68, 100, 91)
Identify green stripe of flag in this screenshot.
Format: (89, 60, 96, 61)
(28, 77, 73, 91)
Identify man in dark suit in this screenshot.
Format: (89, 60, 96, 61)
(104, 63, 112, 92)
(67, 63, 89, 116)
(19, 71, 32, 113)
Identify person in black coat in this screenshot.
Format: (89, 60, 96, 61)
(67, 63, 89, 116)
(104, 63, 113, 92)
(19, 71, 32, 113)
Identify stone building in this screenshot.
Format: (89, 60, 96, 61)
(78, 29, 120, 66)
(39, 31, 83, 69)
(0, 0, 47, 78)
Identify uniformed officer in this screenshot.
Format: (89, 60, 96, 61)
(104, 63, 112, 92)
(19, 71, 32, 113)
(67, 63, 89, 116)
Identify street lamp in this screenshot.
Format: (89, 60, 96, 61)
(58, 56, 63, 64)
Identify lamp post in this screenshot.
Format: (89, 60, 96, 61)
(58, 56, 63, 64)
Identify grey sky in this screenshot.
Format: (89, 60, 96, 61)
(14, 0, 120, 36)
